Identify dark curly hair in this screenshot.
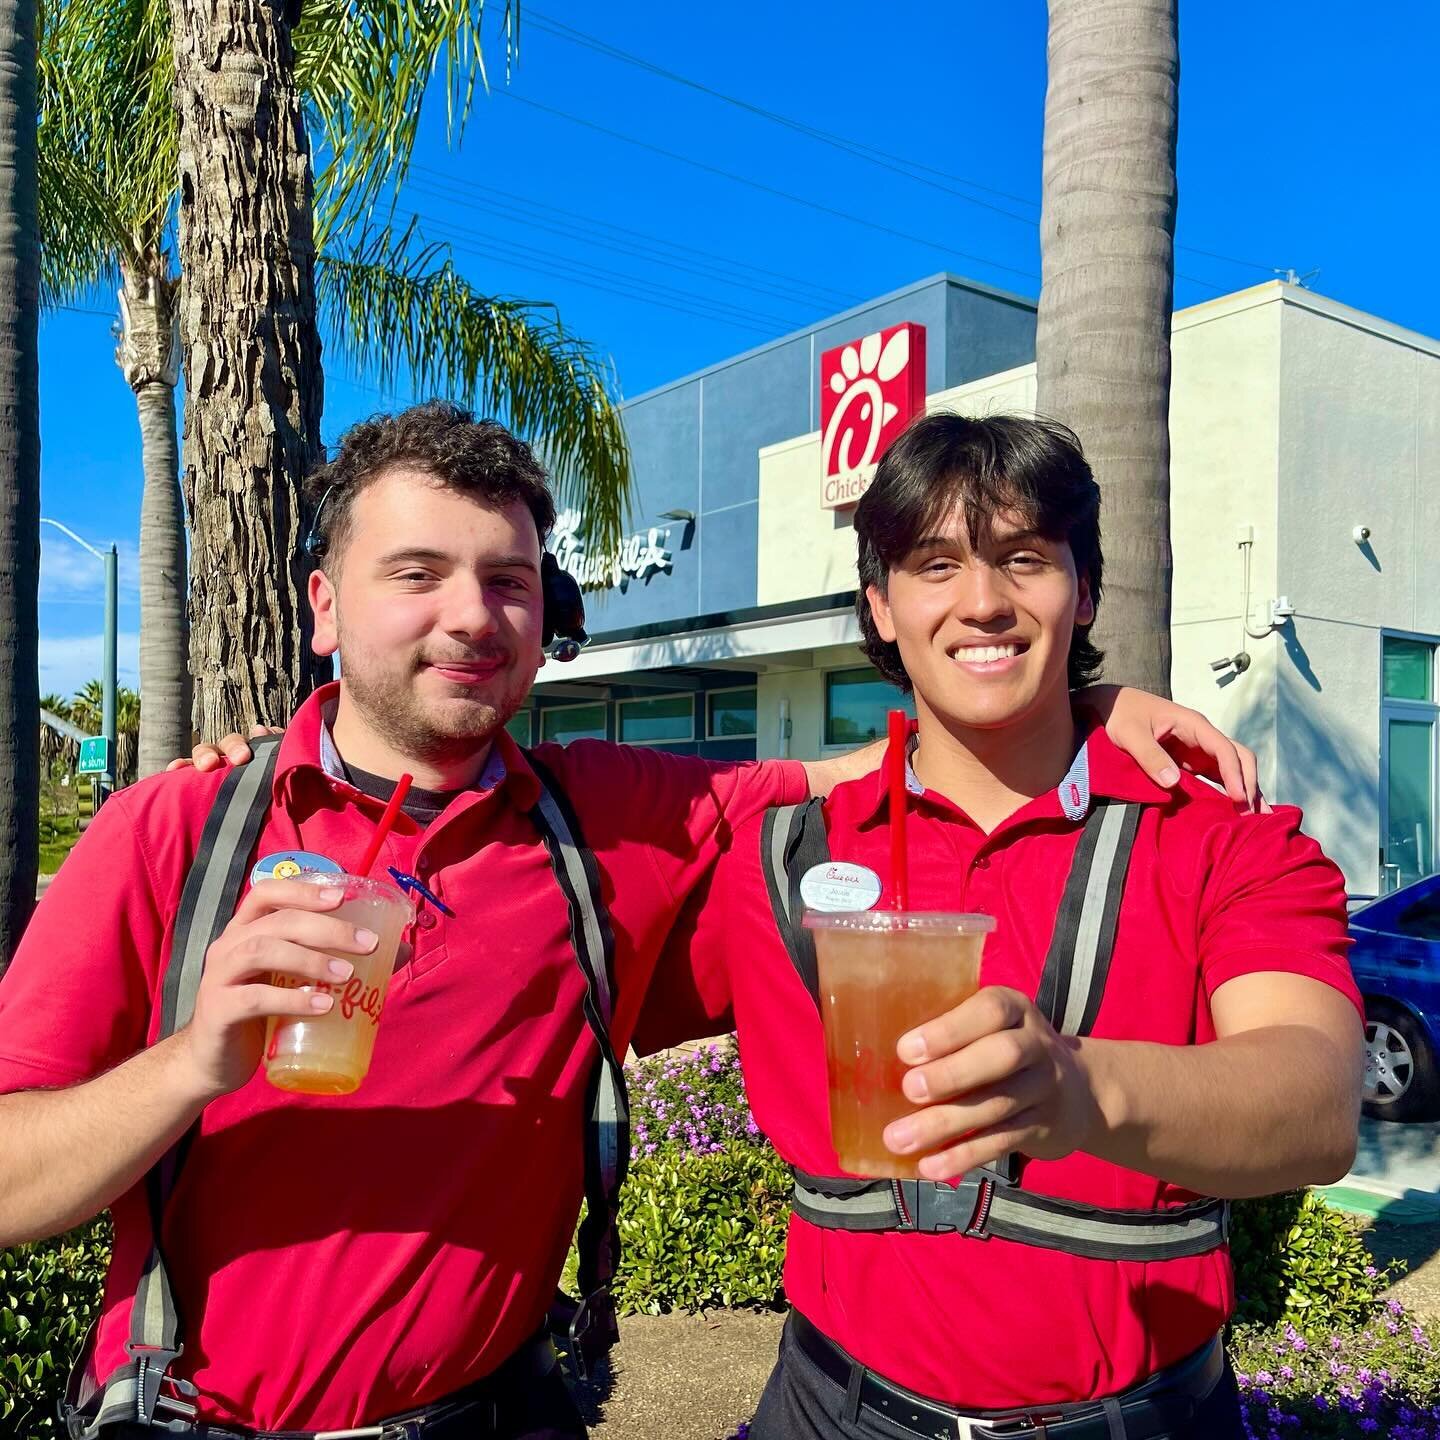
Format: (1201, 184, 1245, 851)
(305, 400, 556, 564)
(855, 412, 1104, 693)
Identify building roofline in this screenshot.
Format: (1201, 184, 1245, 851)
(619, 272, 1038, 409)
(1175, 280, 1440, 357)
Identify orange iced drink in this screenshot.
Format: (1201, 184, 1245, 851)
(805, 911, 994, 1178)
(263, 872, 412, 1096)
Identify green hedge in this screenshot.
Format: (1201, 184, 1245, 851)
(613, 1145, 792, 1315)
(1230, 1189, 1396, 1330)
(1, 1217, 110, 1439)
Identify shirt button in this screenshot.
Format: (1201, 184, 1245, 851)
(416, 854, 432, 875)
(973, 854, 990, 871)
(417, 911, 438, 930)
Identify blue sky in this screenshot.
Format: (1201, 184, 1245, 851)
(38, 0, 1439, 699)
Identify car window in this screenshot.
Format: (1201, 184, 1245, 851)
(1396, 891, 1440, 940)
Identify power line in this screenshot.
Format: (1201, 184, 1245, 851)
(528, 9, 1043, 217)
(403, 173, 854, 316)
(496, 90, 1044, 285)
(525, 9, 1277, 277)
(407, 164, 863, 309)
(388, 217, 794, 335)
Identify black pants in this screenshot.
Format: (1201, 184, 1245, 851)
(110, 1369, 586, 1440)
(750, 1315, 1246, 1440)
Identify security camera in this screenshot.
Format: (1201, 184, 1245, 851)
(1353, 525, 1371, 544)
(1210, 656, 1233, 672)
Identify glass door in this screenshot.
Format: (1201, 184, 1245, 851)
(1383, 716, 1435, 890)
(1381, 635, 1439, 892)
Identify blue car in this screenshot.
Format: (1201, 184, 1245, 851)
(1349, 874, 1440, 1122)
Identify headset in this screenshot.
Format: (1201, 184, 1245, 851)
(305, 485, 589, 662)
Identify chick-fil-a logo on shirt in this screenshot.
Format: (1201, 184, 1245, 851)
(819, 321, 926, 510)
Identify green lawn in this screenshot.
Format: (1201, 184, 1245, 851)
(37, 777, 89, 875)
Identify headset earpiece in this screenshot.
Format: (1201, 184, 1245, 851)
(304, 485, 336, 561)
(541, 552, 588, 660)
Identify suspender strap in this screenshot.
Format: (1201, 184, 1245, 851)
(525, 754, 630, 1383)
(790, 1170, 1231, 1261)
(759, 799, 827, 1002)
(1035, 800, 1143, 1039)
(65, 740, 283, 1439)
(769, 793, 1229, 1262)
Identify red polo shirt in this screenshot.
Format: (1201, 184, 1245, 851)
(0, 684, 805, 1432)
(643, 725, 1360, 1409)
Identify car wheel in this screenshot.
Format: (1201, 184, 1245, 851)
(1363, 1003, 1440, 1123)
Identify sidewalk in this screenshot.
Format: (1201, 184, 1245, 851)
(573, 1311, 783, 1440)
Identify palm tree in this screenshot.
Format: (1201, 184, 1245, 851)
(71, 678, 141, 784)
(1034, 0, 1179, 695)
(40, 0, 632, 751)
(0, 0, 40, 968)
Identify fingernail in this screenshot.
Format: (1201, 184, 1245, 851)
(328, 959, 354, 979)
(885, 1121, 917, 1153)
(1157, 765, 1180, 787)
(320, 888, 344, 904)
(903, 1070, 929, 1101)
(310, 992, 335, 1012)
(354, 928, 378, 951)
(898, 1033, 927, 1064)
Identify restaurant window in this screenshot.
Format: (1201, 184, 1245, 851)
(540, 703, 607, 745)
(824, 667, 913, 747)
(618, 694, 695, 745)
(707, 687, 758, 740)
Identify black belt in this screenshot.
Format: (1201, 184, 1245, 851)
(148, 1334, 559, 1440)
(788, 1310, 1227, 1440)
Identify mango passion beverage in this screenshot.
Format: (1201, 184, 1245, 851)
(263, 872, 413, 1096)
(805, 911, 994, 1178)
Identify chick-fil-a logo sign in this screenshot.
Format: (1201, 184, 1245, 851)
(819, 321, 926, 510)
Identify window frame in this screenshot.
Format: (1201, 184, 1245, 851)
(539, 701, 609, 746)
(823, 665, 911, 752)
(616, 692, 696, 747)
(705, 685, 759, 742)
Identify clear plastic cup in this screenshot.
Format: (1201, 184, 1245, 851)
(263, 872, 413, 1096)
(804, 910, 995, 1178)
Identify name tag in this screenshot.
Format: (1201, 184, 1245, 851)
(800, 862, 882, 914)
(251, 850, 344, 886)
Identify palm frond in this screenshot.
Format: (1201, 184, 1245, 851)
(317, 230, 632, 555)
(37, 0, 175, 298)
(294, 0, 514, 245)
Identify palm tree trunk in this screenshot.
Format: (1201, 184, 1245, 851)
(168, 0, 327, 739)
(118, 261, 192, 776)
(1035, 0, 1178, 696)
(0, 0, 39, 968)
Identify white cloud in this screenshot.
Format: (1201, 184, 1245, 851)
(39, 531, 141, 605)
(38, 631, 140, 704)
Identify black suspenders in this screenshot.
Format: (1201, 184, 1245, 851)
(760, 794, 1231, 1262)
(64, 741, 626, 1436)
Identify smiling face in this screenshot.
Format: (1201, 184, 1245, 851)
(866, 504, 1094, 734)
(309, 465, 546, 765)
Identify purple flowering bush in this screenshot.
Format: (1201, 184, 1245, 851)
(628, 1041, 766, 1161)
(1232, 1308, 1440, 1438)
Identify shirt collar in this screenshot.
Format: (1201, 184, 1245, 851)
(274, 681, 531, 811)
(865, 713, 1172, 827)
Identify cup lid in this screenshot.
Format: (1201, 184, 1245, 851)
(802, 910, 996, 933)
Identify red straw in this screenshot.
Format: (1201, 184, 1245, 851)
(357, 773, 413, 876)
(886, 710, 910, 911)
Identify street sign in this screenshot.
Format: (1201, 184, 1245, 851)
(78, 735, 112, 776)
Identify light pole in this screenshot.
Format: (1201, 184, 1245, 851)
(39, 518, 118, 802)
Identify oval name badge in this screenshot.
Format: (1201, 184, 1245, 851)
(250, 850, 344, 886)
(800, 861, 882, 914)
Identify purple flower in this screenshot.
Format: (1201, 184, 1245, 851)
(1278, 1365, 1294, 1381)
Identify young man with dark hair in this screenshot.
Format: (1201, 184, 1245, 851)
(652, 412, 1363, 1440)
(0, 400, 1261, 1439)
